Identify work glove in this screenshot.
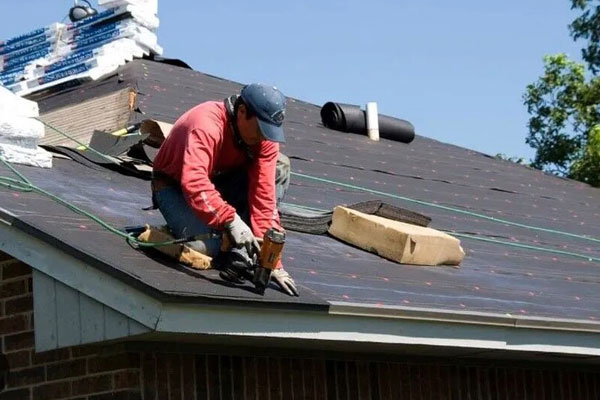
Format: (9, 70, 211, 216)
(225, 214, 260, 258)
(272, 268, 299, 297)
(217, 247, 254, 284)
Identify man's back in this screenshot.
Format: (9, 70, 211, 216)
(153, 101, 231, 182)
(152, 99, 280, 234)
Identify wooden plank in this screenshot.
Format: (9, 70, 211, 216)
(39, 89, 131, 147)
(32, 270, 58, 351)
(104, 306, 129, 340)
(79, 293, 105, 344)
(329, 206, 465, 266)
(55, 280, 82, 347)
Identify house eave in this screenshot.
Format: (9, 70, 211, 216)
(1, 213, 599, 360)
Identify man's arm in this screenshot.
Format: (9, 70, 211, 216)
(181, 128, 236, 229)
(247, 141, 287, 271)
(247, 141, 283, 237)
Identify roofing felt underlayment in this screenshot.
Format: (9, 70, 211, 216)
(1, 60, 599, 321)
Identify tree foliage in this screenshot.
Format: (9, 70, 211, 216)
(571, 125, 600, 186)
(570, 0, 600, 73)
(523, 0, 600, 186)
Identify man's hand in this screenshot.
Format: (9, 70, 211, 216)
(272, 268, 299, 296)
(225, 214, 260, 257)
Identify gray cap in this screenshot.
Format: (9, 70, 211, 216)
(240, 83, 287, 143)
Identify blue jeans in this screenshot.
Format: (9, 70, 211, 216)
(154, 154, 290, 257)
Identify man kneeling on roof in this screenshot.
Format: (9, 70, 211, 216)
(151, 83, 298, 296)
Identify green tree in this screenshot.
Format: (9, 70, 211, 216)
(570, 0, 600, 73)
(523, 0, 600, 186)
(571, 125, 600, 186)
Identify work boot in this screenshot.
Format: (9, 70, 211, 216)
(215, 247, 255, 284)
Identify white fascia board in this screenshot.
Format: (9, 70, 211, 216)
(328, 302, 600, 333)
(157, 302, 600, 357)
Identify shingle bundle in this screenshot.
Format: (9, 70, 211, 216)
(0, 0, 161, 96)
(0, 86, 52, 168)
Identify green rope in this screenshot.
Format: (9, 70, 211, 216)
(291, 172, 600, 244)
(0, 120, 200, 248)
(3, 118, 597, 261)
(35, 118, 118, 165)
(0, 156, 208, 248)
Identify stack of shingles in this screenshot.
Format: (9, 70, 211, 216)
(0, 86, 52, 168)
(0, 0, 161, 96)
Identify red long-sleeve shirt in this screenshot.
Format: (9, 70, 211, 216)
(153, 101, 282, 238)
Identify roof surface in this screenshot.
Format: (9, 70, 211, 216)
(2, 59, 599, 323)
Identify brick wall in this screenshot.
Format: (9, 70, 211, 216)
(1, 250, 600, 400)
(140, 352, 600, 400)
(0, 252, 142, 400)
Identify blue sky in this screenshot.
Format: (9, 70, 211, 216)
(0, 1, 584, 160)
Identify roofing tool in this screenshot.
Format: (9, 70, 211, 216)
(110, 122, 142, 136)
(253, 228, 285, 295)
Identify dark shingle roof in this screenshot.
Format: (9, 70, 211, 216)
(2, 59, 599, 322)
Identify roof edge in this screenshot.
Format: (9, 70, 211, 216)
(329, 302, 600, 334)
(156, 302, 600, 358)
